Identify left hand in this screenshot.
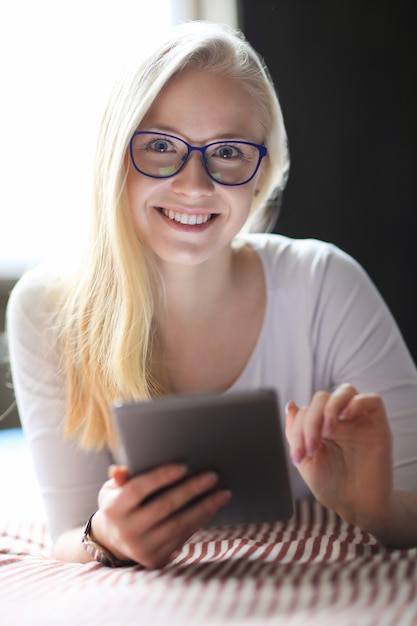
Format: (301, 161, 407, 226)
(285, 384, 393, 527)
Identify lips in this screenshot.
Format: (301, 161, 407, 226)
(160, 208, 214, 225)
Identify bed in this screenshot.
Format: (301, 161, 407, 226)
(1, 428, 416, 626)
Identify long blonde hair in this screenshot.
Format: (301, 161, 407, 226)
(58, 20, 290, 449)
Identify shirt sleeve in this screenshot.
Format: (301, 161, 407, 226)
(309, 242, 417, 492)
(6, 267, 113, 543)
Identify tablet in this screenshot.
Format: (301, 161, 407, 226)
(111, 388, 294, 527)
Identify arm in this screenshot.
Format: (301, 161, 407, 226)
(6, 268, 111, 543)
(285, 384, 417, 548)
(307, 242, 417, 496)
(7, 268, 229, 568)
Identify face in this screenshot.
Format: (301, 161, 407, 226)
(126, 68, 265, 268)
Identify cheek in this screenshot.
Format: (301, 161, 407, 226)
(245, 169, 266, 213)
(234, 182, 259, 215)
(125, 173, 147, 237)
(126, 166, 168, 208)
(126, 165, 143, 202)
(125, 171, 151, 217)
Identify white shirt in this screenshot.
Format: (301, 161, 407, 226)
(7, 234, 417, 542)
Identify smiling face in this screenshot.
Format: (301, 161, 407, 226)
(125, 68, 265, 268)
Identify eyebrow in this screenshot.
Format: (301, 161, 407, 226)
(139, 124, 254, 144)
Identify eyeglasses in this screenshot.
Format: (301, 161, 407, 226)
(129, 131, 267, 186)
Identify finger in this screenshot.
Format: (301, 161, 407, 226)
(108, 465, 129, 486)
(285, 401, 305, 465)
(284, 400, 298, 436)
(339, 392, 384, 422)
(102, 464, 189, 519)
(322, 384, 358, 435)
(135, 488, 231, 569)
(344, 393, 393, 455)
(124, 463, 189, 507)
(302, 391, 330, 456)
(285, 401, 307, 465)
(290, 392, 329, 463)
(286, 405, 307, 465)
(134, 470, 222, 531)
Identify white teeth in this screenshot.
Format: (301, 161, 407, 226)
(162, 208, 212, 225)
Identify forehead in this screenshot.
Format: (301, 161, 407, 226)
(140, 68, 264, 143)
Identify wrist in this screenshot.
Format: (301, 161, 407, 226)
(344, 491, 414, 548)
(82, 512, 134, 567)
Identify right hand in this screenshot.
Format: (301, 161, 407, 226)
(91, 464, 231, 569)
(285, 384, 393, 527)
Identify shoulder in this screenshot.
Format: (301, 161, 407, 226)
(237, 232, 351, 263)
(6, 262, 64, 333)
(236, 232, 365, 289)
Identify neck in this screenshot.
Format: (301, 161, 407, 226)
(154, 246, 237, 322)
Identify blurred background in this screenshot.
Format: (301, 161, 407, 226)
(1, 0, 415, 428)
(239, 0, 417, 367)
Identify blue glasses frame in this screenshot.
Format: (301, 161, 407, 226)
(129, 131, 267, 186)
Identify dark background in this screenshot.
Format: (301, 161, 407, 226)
(238, 0, 417, 364)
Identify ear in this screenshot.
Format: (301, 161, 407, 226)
(254, 163, 266, 198)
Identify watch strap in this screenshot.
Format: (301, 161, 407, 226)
(82, 513, 134, 568)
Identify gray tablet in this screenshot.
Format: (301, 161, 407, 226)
(111, 388, 294, 527)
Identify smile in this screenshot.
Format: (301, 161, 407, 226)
(161, 208, 213, 225)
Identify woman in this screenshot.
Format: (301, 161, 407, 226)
(7, 21, 417, 569)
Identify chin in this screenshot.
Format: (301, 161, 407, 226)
(151, 242, 220, 268)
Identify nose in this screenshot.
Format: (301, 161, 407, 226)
(170, 151, 215, 197)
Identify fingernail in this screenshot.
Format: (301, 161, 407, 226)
(169, 464, 188, 479)
(285, 401, 295, 414)
(108, 464, 126, 478)
(291, 449, 303, 467)
(200, 471, 219, 488)
(217, 490, 232, 506)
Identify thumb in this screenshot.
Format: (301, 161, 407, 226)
(108, 464, 129, 486)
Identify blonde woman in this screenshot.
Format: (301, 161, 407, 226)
(7, 21, 417, 569)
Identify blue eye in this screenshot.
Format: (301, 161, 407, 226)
(152, 139, 171, 153)
(214, 145, 243, 159)
(219, 146, 234, 158)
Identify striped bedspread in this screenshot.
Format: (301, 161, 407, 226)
(1, 429, 416, 625)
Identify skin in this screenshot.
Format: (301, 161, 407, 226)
(53, 68, 417, 569)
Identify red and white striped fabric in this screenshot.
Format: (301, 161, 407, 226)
(1, 500, 417, 626)
(1, 430, 417, 625)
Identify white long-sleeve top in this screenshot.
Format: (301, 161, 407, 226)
(7, 233, 417, 542)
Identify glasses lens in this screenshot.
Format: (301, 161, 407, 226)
(204, 142, 262, 185)
(130, 132, 186, 178)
